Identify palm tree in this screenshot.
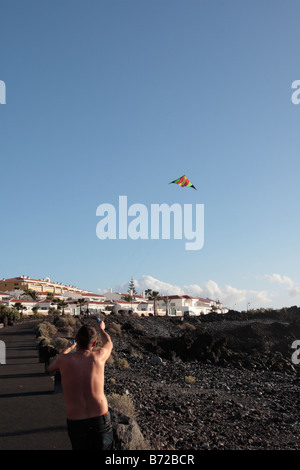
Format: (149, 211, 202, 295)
(76, 298, 87, 316)
(22, 289, 39, 301)
(145, 289, 161, 316)
(51, 297, 61, 313)
(162, 296, 170, 316)
(57, 299, 69, 315)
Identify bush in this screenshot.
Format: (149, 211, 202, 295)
(108, 322, 122, 336)
(114, 358, 130, 370)
(177, 322, 196, 332)
(184, 375, 197, 385)
(47, 307, 57, 316)
(108, 393, 135, 418)
(0, 306, 20, 324)
(32, 313, 45, 319)
(54, 316, 74, 328)
(129, 347, 142, 358)
(35, 335, 50, 346)
(53, 315, 81, 337)
(35, 322, 57, 338)
(50, 337, 69, 352)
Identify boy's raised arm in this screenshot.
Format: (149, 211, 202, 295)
(97, 318, 113, 360)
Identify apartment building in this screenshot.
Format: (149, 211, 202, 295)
(0, 276, 92, 296)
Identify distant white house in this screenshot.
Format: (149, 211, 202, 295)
(136, 301, 155, 315)
(110, 300, 140, 312)
(109, 300, 156, 315)
(0, 291, 10, 302)
(68, 300, 113, 316)
(1, 298, 48, 315)
(156, 295, 224, 316)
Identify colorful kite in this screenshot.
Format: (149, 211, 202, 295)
(169, 175, 196, 190)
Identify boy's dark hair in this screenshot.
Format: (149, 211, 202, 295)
(76, 325, 97, 349)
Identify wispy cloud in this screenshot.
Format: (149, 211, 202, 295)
(264, 273, 300, 298)
(288, 286, 300, 297)
(264, 273, 294, 287)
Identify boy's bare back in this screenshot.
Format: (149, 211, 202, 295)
(49, 320, 113, 420)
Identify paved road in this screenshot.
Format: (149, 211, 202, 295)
(0, 321, 71, 450)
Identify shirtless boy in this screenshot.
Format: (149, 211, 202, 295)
(48, 319, 113, 450)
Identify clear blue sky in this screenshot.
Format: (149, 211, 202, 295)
(1, 0, 300, 310)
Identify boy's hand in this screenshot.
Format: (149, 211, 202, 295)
(97, 315, 105, 330)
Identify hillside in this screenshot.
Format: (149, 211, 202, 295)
(36, 308, 300, 450)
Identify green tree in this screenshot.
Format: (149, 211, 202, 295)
(121, 278, 138, 304)
(32, 305, 39, 315)
(13, 302, 27, 318)
(122, 294, 134, 302)
(128, 278, 137, 296)
(0, 305, 20, 323)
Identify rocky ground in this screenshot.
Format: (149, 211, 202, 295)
(36, 308, 300, 450)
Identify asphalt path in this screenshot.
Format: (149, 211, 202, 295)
(0, 321, 71, 450)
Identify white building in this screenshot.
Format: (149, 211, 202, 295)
(0, 291, 10, 302)
(156, 295, 223, 316)
(109, 300, 157, 315)
(0, 298, 49, 315)
(68, 300, 113, 316)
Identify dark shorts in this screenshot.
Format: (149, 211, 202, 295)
(67, 412, 113, 450)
